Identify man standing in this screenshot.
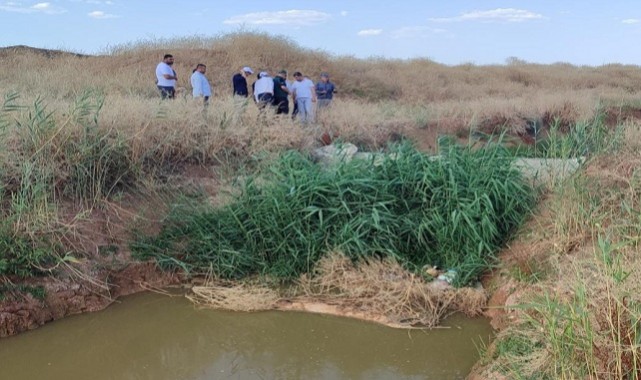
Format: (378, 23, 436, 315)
(272, 70, 290, 115)
(315, 72, 336, 109)
(253, 71, 274, 109)
(232, 66, 253, 97)
(156, 54, 177, 99)
(190, 63, 211, 105)
(290, 72, 316, 123)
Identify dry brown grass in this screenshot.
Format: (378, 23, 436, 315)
(3, 32, 641, 147)
(185, 252, 487, 328)
(476, 124, 641, 378)
(188, 281, 280, 312)
(296, 252, 487, 327)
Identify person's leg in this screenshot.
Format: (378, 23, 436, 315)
(296, 98, 306, 122)
(303, 98, 314, 123)
(318, 99, 331, 109)
(275, 98, 289, 115)
(258, 93, 274, 111)
(157, 86, 169, 99)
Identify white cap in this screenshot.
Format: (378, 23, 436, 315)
(242, 66, 253, 74)
(260, 71, 269, 77)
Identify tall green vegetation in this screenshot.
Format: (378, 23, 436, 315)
(133, 141, 535, 286)
(0, 92, 137, 277)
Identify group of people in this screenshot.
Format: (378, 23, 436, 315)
(155, 54, 336, 123)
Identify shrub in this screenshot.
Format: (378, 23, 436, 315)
(133, 141, 535, 286)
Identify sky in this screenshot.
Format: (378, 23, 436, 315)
(1, 1, 641, 66)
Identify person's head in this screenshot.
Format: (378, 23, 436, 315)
(259, 71, 270, 78)
(277, 70, 287, 78)
(195, 63, 206, 73)
(242, 66, 253, 76)
(293, 72, 303, 81)
(163, 54, 174, 65)
(320, 72, 329, 82)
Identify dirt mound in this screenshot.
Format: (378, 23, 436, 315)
(0, 262, 177, 338)
(0, 45, 87, 59)
(605, 106, 641, 127)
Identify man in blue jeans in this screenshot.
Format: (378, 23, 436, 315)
(290, 72, 317, 123)
(315, 72, 336, 109)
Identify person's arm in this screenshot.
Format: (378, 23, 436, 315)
(163, 67, 177, 80)
(310, 83, 317, 102)
(315, 83, 325, 96)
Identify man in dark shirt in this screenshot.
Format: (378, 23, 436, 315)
(232, 66, 253, 97)
(272, 70, 290, 114)
(315, 72, 336, 109)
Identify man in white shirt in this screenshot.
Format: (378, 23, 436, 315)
(156, 54, 177, 99)
(290, 72, 317, 123)
(253, 71, 274, 109)
(190, 63, 211, 105)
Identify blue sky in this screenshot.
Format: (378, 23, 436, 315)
(1, 1, 640, 65)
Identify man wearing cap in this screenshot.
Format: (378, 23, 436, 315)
(272, 70, 290, 115)
(232, 66, 253, 97)
(253, 71, 274, 109)
(315, 72, 336, 109)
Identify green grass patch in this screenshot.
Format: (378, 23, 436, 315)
(132, 141, 535, 286)
(502, 114, 620, 159)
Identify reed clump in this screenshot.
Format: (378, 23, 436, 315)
(132, 140, 535, 287)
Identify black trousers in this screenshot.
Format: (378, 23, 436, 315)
(273, 97, 289, 114)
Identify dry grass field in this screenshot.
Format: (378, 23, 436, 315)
(3, 32, 641, 378)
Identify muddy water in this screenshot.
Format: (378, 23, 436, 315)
(0, 292, 493, 380)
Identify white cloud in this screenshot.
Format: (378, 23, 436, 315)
(392, 26, 446, 39)
(223, 9, 331, 26)
(0, 1, 66, 14)
(622, 18, 640, 24)
(430, 8, 543, 23)
(340, 10, 348, 17)
(357, 29, 383, 36)
(88, 10, 117, 18)
(31, 2, 49, 9)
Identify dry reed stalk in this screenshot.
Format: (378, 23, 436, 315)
(187, 282, 280, 312)
(297, 252, 487, 327)
(184, 251, 487, 326)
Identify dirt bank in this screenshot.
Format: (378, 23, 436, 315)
(0, 263, 178, 338)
